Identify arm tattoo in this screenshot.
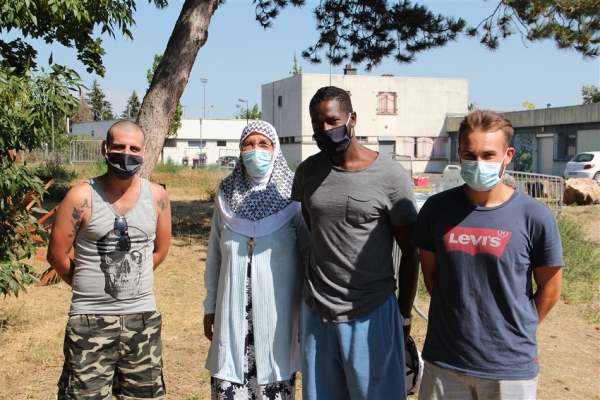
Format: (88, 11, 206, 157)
(157, 189, 169, 212)
(69, 207, 83, 237)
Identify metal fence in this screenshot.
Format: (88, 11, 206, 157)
(505, 170, 564, 215)
(69, 140, 103, 166)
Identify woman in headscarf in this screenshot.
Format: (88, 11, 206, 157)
(203, 121, 310, 399)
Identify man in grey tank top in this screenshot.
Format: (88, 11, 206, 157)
(291, 86, 420, 400)
(48, 120, 172, 399)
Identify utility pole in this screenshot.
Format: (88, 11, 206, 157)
(200, 78, 208, 118)
(238, 98, 248, 124)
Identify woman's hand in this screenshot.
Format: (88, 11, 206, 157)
(203, 314, 215, 341)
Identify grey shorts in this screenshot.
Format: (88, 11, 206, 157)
(57, 311, 166, 400)
(420, 361, 538, 400)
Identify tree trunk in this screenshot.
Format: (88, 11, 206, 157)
(137, 0, 220, 179)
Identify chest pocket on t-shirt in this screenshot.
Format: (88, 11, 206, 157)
(346, 196, 376, 225)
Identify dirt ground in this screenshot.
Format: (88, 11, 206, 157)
(0, 191, 598, 399)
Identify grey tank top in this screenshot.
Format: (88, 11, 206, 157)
(69, 177, 157, 315)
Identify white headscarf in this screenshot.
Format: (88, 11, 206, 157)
(217, 121, 299, 237)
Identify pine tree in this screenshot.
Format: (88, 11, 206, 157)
(122, 90, 141, 118)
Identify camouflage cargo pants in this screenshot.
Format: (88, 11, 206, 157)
(57, 311, 166, 400)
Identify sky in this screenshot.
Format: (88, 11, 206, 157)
(31, 0, 600, 120)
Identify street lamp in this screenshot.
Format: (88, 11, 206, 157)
(207, 105, 214, 118)
(238, 98, 248, 124)
(200, 78, 208, 118)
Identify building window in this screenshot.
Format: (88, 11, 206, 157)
(377, 92, 396, 115)
(397, 137, 447, 159)
(216, 140, 226, 147)
(356, 136, 368, 142)
(188, 140, 206, 148)
(280, 137, 296, 144)
(554, 132, 576, 161)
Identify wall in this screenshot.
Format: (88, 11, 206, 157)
(578, 129, 600, 151)
(263, 73, 469, 173)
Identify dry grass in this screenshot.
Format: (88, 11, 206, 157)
(1, 169, 599, 399)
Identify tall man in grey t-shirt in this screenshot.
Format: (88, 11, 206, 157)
(291, 86, 419, 400)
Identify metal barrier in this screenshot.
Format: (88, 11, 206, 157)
(70, 140, 103, 166)
(505, 170, 564, 215)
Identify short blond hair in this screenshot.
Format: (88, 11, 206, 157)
(458, 110, 514, 149)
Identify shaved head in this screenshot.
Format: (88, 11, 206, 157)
(107, 120, 145, 145)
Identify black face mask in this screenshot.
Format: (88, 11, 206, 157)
(312, 116, 352, 156)
(105, 152, 143, 180)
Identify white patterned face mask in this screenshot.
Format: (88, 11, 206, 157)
(219, 121, 295, 221)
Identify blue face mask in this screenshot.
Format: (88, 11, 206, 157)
(460, 153, 507, 191)
(242, 149, 273, 178)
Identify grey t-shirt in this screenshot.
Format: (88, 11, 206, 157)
(292, 152, 417, 322)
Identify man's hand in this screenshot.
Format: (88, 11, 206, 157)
(203, 314, 215, 341)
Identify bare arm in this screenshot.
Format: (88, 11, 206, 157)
(47, 183, 91, 286)
(533, 266, 562, 323)
(152, 183, 171, 270)
(419, 248, 437, 296)
(393, 223, 420, 342)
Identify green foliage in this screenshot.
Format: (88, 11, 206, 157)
(253, 0, 599, 70)
(289, 52, 303, 75)
(557, 216, 600, 305)
(582, 85, 600, 104)
(465, 0, 600, 58)
(0, 161, 45, 297)
(0, 64, 82, 295)
(155, 158, 185, 174)
(34, 158, 77, 182)
(122, 90, 141, 118)
(70, 91, 93, 123)
(147, 54, 181, 138)
(87, 79, 115, 121)
(235, 103, 262, 120)
(0, 0, 169, 77)
(93, 157, 109, 176)
(295, 0, 467, 69)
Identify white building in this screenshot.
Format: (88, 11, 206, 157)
(162, 119, 248, 166)
(71, 118, 248, 167)
(262, 66, 469, 173)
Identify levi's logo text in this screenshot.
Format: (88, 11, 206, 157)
(444, 226, 512, 258)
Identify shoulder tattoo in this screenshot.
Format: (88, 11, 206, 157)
(69, 205, 86, 237)
(157, 187, 169, 212)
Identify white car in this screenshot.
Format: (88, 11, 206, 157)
(564, 151, 600, 184)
